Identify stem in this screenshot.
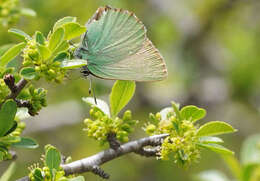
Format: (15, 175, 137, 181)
(16, 134, 169, 181)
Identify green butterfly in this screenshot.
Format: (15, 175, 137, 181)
(74, 6, 168, 81)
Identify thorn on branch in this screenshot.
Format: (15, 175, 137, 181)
(91, 165, 110, 179)
(107, 132, 121, 150)
(135, 147, 161, 157)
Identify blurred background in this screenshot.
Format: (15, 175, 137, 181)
(1, 0, 260, 180)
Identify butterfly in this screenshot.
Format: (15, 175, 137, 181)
(74, 6, 167, 82)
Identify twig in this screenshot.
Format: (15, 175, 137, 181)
(2, 74, 36, 115)
(4, 75, 28, 100)
(135, 147, 161, 157)
(62, 134, 168, 175)
(16, 134, 169, 181)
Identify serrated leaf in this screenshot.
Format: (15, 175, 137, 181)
(20, 8, 36, 17)
(69, 176, 85, 181)
(82, 97, 110, 117)
(53, 16, 77, 31)
(53, 52, 69, 62)
(63, 22, 86, 40)
(0, 100, 17, 137)
(199, 136, 224, 144)
(35, 31, 45, 45)
(241, 134, 260, 165)
(0, 42, 26, 67)
(8, 28, 32, 41)
(180, 105, 206, 122)
(48, 27, 64, 51)
(197, 121, 236, 137)
(37, 43, 51, 60)
(0, 162, 16, 181)
(20, 67, 37, 80)
(60, 59, 87, 69)
(45, 147, 61, 177)
(198, 143, 234, 155)
(193, 170, 231, 181)
(110, 80, 135, 117)
(12, 137, 38, 149)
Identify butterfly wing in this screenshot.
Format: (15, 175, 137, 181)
(88, 38, 168, 81)
(84, 6, 146, 65)
(83, 6, 167, 81)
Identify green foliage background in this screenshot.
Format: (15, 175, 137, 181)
(1, 0, 260, 180)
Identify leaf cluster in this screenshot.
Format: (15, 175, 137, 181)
(144, 102, 236, 166)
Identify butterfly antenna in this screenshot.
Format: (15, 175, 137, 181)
(88, 76, 97, 105)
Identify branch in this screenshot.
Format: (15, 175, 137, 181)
(16, 134, 169, 181)
(62, 134, 168, 175)
(4, 74, 28, 100)
(2, 74, 37, 115)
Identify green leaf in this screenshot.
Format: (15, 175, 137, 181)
(199, 136, 224, 144)
(171, 101, 181, 121)
(69, 176, 85, 181)
(20, 67, 37, 80)
(221, 154, 242, 180)
(45, 147, 61, 175)
(82, 97, 110, 117)
(180, 105, 206, 122)
(37, 43, 51, 60)
(48, 27, 64, 51)
(53, 16, 77, 31)
(12, 137, 38, 149)
(53, 52, 69, 62)
(0, 100, 17, 137)
(8, 28, 32, 41)
(241, 134, 260, 165)
(242, 164, 259, 181)
(198, 143, 234, 155)
(197, 121, 236, 137)
(32, 168, 44, 181)
(0, 136, 20, 144)
(20, 8, 36, 17)
(0, 162, 16, 181)
(3, 121, 17, 136)
(0, 44, 14, 57)
(35, 31, 45, 45)
(63, 22, 86, 40)
(110, 80, 136, 117)
(52, 41, 69, 55)
(193, 170, 231, 181)
(0, 42, 26, 67)
(60, 59, 87, 69)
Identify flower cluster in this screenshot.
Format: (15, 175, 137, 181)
(22, 36, 66, 83)
(84, 107, 138, 145)
(0, 0, 20, 26)
(144, 103, 202, 166)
